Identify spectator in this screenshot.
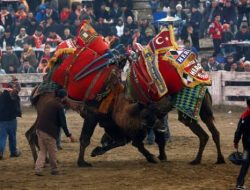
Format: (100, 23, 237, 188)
(237, 0, 250, 29)
(222, 23, 234, 43)
(60, 6, 71, 23)
(139, 18, 155, 39)
(200, 57, 209, 70)
(95, 2, 111, 21)
(204, 56, 222, 71)
(110, 1, 123, 24)
(36, 58, 48, 73)
(0, 76, 22, 160)
(141, 28, 154, 45)
(69, 2, 82, 24)
(1, 46, 20, 73)
(120, 4, 134, 21)
(18, 59, 36, 73)
(149, 0, 160, 14)
(173, 4, 189, 22)
(20, 42, 38, 67)
(224, 54, 236, 71)
(220, 0, 237, 33)
(201, 0, 221, 37)
(31, 28, 45, 48)
(40, 46, 51, 61)
(45, 5, 59, 23)
(46, 30, 62, 48)
(234, 99, 250, 190)
(235, 25, 250, 41)
(94, 17, 110, 37)
(181, 25, 200, 51)
(125, 16, 138, 33)
(34, 89, 74, 176)
(115, 18, 125, 37)
(132, 29, 143, 45)
(0, 29, 15, 48)
(15, 27, 29, 48)
(35, 4, 47, 23)
(243, 60, 250, 72)
(0, 6, 13, 30)
(208, 14, 223, 56)
(21, 12, 38, 35)
(183, 39, 198, 55)
(230, 62, 239, 72)
(62, 28, 74, 40)
(15, 5, 27, 21)
(120, 27, 133, 47)
(190, 5, 202, 35)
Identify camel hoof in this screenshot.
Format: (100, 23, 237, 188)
(216, 157, 226, 164)
(158, 155, 167, 162)
(77, 161, 92, 167)
(189, 159, 201, 165)
(91, 146, 106, 157)
(147, 155, 160, 163)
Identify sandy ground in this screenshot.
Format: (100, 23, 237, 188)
(0, 107, 247, 190)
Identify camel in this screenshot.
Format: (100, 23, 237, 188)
(25, 73, 167, 167)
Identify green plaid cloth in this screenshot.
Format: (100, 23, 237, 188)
(37, 67, 61, 94)
(174, 85, 207, 120)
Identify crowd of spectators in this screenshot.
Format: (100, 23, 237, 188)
(1, 0, 250, 74)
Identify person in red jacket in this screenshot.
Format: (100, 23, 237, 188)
(208, 14, 223, 57)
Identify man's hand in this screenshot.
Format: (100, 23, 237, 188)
(69, 135, 76, 142)
(234, 143, 238, 149)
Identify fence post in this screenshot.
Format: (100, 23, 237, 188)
(209, 71, 222, 105)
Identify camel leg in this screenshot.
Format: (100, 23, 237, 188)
(154, 129, 167, 161)
(77, 113, 98, 167)
(178, 111, 209, 165)
(25, 124, 38, 163)
(200, 96, 225, 164)
(132, 130, 159, 163)
(91, 137, 127, 157)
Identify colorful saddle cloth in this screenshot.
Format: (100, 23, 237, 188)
(173, 85, 207, 120)
(50, 20, 120, 101)
(129, 25, 211, 104)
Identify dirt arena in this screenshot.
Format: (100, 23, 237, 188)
(0, 106, 247, 190)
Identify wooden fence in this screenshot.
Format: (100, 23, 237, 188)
(0, 72, 250, 107)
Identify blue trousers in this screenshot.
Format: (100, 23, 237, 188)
(0, 119, 18, 155)
(237, 150, 250, 187)
(147, 115, 170, 143)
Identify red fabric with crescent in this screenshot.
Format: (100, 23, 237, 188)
(52, 48, 114, 101)
(148, 30, 173, 52)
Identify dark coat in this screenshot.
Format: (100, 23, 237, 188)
(234, 108, 250, 150)
(36, 99, 71, 139)
(0, 90, 21, 121)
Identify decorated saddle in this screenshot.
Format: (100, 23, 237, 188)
(50, 20, 125, 102)
(127, 25, 212, 120)
(128, 25, 211, 104)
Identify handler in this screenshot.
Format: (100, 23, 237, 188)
(35, 89, 75, 176)
(0, 76, 22, 160)
(234, 99, 250, 190)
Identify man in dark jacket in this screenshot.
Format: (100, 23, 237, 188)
(234, 99, 250, 190)
(0, 76, 21, 160)
(35, 89, 74, 176)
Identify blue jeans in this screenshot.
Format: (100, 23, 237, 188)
(237, 150, 250, 187)
(0, 119, 18, 155)
(147, 115, 170, 143)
